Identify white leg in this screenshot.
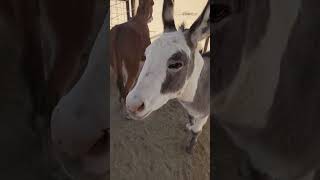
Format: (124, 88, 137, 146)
(186, 115, 209, 133)
(185, 115, 209, 153)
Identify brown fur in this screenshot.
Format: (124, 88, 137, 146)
(110, 0, 154, 102)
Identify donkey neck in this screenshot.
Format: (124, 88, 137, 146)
(132, 13, 149, 25)
(178, 51, 204, 103)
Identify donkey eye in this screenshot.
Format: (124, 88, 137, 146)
(168, 62, 183, 69)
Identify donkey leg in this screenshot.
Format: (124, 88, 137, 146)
(186, 115, 208, 133)
(186, 130, 201, 154)
(116, 75, 125, 104)
(121, 63, 139, 118)
(186, 115, 208, 153)
(123, 66, 139, 98)
(185, 114, 195, 132)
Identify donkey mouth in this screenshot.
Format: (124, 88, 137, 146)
(126, 110, 152, 120)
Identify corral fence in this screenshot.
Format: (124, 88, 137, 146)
(110, 0, 137, 29)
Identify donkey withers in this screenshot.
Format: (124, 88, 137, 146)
(126, 0, 210, 153)
(111, 0, 154, 104)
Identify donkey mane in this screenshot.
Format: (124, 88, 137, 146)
(179, 22, 186, 31)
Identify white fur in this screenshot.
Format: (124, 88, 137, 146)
(186, 115, 208, 133)
(121, 60, 128, 85)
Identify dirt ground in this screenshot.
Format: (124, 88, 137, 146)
(109, 71, 210, 180)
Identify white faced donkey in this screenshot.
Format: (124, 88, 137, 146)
(126, 0, 213, 153)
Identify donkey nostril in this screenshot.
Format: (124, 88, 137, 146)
(137, 102, 145, 112)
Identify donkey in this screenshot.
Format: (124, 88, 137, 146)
(213, 0, 320, 180)
(110, 0, 154, 104)
(126, 0, 210, 153)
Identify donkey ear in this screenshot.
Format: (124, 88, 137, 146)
(212, 4, 232, 31)
(186, 1, 210, 49)
(162, 0, 177, 32)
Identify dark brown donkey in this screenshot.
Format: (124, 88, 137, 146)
(110, 0, 154, 103)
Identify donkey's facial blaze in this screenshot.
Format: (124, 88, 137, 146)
(126, 31, 193, 120)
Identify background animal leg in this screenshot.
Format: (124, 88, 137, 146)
(116, 75, 125, 104)
(123, 62, 139, 99)
(121, 63, 139, 117)
(186, 115, 208, 133)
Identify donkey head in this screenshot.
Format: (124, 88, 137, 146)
(136, 0, 154, 23)
(126, 0, 210, 120)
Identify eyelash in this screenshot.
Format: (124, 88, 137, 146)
(168, 62, 183, 69)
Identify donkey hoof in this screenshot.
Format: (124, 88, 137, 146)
(186, 144, 195, 154)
